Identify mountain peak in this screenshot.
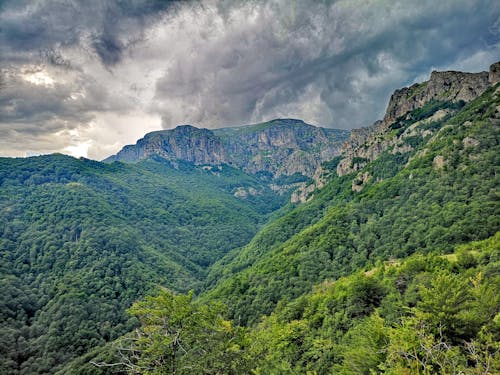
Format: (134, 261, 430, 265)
(383, 68, 491, 126)
(104, 120, 349, 178)
(335, 61, 499, 177)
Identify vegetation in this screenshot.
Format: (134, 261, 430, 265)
(0, 83, 498, 374)
(204, 85, 500, 324)
(246, 234, 500, 374)
(0, 156, 286, 374)
(88, 234, 498, 374)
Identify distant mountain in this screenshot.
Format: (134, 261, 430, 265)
(104, 119, 349, 178)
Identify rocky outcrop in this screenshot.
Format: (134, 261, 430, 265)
(351, 171, 372, 192)
(104, 119, 349, 179)
(290, 165, 328, 203)
(383, 70, 489, 126)
(335, 61, 499, 178)
(104, 125, 228, 165)
(489, 61, 500, 85)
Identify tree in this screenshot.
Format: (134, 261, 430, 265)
(92, 289, 250, 374)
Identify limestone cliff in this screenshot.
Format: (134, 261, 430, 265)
(336, 61, 499, 178)
(104, 125, 228, 165)
(104, 119, 349, 179)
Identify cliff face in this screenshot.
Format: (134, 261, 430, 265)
(215, 119, 347, 177)
(104, 119, 349, 178)
(105, 125, 228, 165)
(383, 70, 489, 125)
(336, 61, 499, 177)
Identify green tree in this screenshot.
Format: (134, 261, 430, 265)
(418, 272, 474, 341)
(94, 290, 250, 374)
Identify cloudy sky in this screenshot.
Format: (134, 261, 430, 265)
(1, 0, 499, 160)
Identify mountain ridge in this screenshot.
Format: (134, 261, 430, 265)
(104, 119, 349, 178)
(335, 61, 500, 177)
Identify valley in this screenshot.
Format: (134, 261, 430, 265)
(0, 63, 499, 374)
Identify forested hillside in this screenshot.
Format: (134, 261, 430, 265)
(82, 234, 497, 374)
(203, 84, 500, 325)
(1, 66, 498, 375)
(0, 156, 287, 374)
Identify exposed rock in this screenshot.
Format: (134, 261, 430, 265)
(391, 143, 413, 155)
(383, 70, 489, 125)
(433, 155, 445, 170)
(462, 137, 480, 148)
(290, 183, 316, 203)
(352, 171, 372, 192)
(105, 125, 227, 165)
(289, 165, 327, 203)
(489, 61, 500, 85)
(335, 62, 499, 177)
(104, 119, 349, 179)
(234, 186, 259, 198)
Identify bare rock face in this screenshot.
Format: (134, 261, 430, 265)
(351, 171, 372, 192)
(104, 125, 228, 165)
(433, 155, 445, 170)
(335, 61, 499, 177)
(104, 119, 349, 179)
(489, 61, 500, 85)
(383, 70, 489, 125)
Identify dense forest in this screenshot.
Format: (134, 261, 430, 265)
(0, 157, 288, 374)
(1, 79, 499, 374)
(64, 234, 498, 374)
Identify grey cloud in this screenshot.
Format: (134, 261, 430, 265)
(0, 0, 499, 159)
(0, 0, 180, 67)
(153, 0, 500, 130)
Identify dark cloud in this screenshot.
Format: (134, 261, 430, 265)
(0, 0, 499, 159)
(0, 0, 180, 66)
(152, 0, 500, 130)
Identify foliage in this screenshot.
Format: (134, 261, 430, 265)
(204, 85, 500, 324)
(111, 234, 499, 374)
(93, 290, 250, 374)
(0, 156, 285, 374)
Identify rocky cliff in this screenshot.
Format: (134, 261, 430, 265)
(106, 125, 228, 165)
(104, 119, 349, 179)
(383, 70, 489, 125)
(336, 61, 500, 177)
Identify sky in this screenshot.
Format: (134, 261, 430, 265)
(0, 0, 499, 160)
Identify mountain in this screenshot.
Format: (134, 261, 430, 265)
(202, 63, 500, 325)
(0, 156, 288, 374)
(104, 119, 349, 178)
(336, 61, 500, 176)
(1, 62, 499, 375)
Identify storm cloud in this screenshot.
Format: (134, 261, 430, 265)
(0, 0, 499, 159)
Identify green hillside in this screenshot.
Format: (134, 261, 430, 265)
(0, 156, 286, 374)
(203, 84, 500, 324)
(246, 233, 499, 374)
(71, 234, 498, 374)
(1, 80, 498, 374)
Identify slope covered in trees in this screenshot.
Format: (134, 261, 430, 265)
(74, 234, 499, 374)
(0, 156, 287, 374)
(204, 84, 500, 324)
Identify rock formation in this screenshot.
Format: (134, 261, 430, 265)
(335, 61, 500, 178)
(104, 119, 349, 179)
